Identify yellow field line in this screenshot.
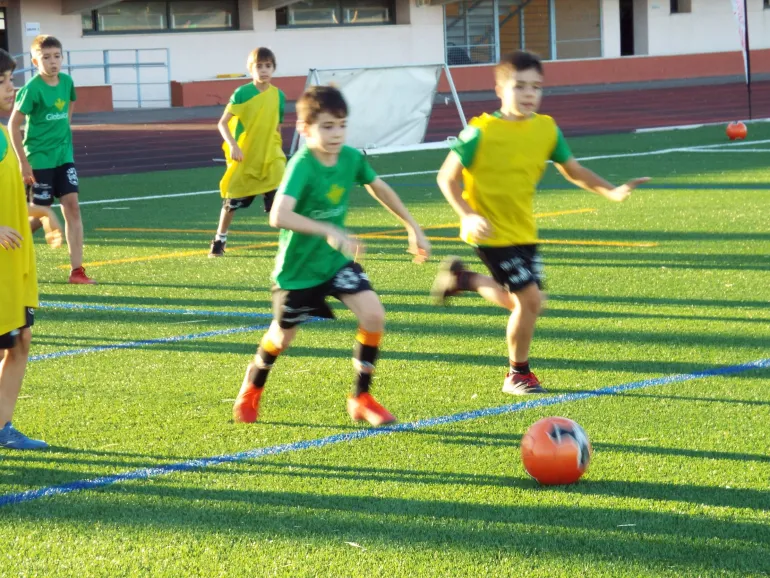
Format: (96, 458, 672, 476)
(57, 241, 279, 269)
(75, 208, 609, 269)
(368, 234, 658, 248)
(96, 227, 278, 236)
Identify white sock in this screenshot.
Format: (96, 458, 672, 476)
(216, 233, 227, 242)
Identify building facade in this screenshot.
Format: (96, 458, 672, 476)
(1, 0, 768, 109)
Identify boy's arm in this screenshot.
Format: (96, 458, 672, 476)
(555, 157, 650, 202)
(69, 100, 75, 124)
(269, 193, 361, 258)
(8, 109, 34, 185)
(364, 178, 430, 262)
(436, 152, 492, 242)
(217, 110, 243, 161)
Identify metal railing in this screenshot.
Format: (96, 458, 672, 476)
(13, 48, 171, 109)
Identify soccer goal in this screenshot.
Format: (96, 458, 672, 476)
(289, 63, 467, 156)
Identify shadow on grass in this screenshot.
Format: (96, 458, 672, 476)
(4, 477, 768, 574)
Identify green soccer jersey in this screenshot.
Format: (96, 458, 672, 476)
(15, 73, 77, 170)
(272, 145, 378, 290)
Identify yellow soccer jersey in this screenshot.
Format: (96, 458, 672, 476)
(0, 125, 38, 336)
(451, 112, 572, 247)
(219, 83, 286, 199)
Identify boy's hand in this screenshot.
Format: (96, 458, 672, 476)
(0, 226, 23, 250)
(20, 160, 35, 185)
(461, 213, 492, 243)
(606, 177, 651, 202)
(407, 228, 431, 264)
(230, 144, 244, 162)
(327, 228, 365, 260)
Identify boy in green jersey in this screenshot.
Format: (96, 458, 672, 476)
(233, 86, 431, 427)
(9, 35, 95, 284)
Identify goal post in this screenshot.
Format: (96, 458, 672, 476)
(289, 63, 467, 156)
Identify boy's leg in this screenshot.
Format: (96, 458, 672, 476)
(54, 164, 94, 283)
(210, 196, 256, 257)
(432, 257, 514, 310)
(338, 276, 396, 426)
(0, 322, 47, 450)
(0, 327, 30, 426)
(233, 282, 331, 423)
(233, 321, 297, 423)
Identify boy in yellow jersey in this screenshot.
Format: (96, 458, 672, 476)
(432, 51, 649, 395)
(0, 49, 62, 450)
(209, 47, 286, 257)
(232, 86, 431, 426)
(9, 35, 94, 284)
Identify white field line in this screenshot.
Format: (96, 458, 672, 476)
(635, 117, 770, 133)
(68, 139, 770, 207)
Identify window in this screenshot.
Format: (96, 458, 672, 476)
(670, 0, 691, 14)
(765, 0, 769, 8)
(276, 0, 395, 27)
(83, 1, 238, 34)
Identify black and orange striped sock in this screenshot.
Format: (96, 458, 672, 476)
(251, 337, 283, 389)
(353, 328, 382, 397)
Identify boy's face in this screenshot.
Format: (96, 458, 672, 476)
(496, 68, 543, 117)
(32, 47, 63, 78)
(0, 70, 15, 113)
(250, 60, 275, 85)
(301, 112, 347, 155)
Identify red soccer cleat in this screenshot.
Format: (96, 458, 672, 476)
(502, 371, 546, 395)
(347, 392, 397, 426)
(233, 385, 263, 423)
(68, 267, 96, 285)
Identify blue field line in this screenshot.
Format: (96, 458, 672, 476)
(39, 301, 272, 319)
(2, 357, 767, 508)
(28, 324, 270, 363)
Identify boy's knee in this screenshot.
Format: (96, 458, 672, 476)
(359, 303, 385, 333)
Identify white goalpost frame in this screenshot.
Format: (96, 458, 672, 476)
(289, 62, 467, 157)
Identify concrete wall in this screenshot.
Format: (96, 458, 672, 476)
(15, 0, 445, 82)
(645, 0, 770, 55)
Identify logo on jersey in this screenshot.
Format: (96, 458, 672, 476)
(54, 98, 66, 111)
(326, 184, 344, 205)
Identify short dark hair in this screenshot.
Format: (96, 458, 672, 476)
(31, 35, 63, 55)
(0, 49, 16, 75)
(495, 50, 544, 84)
(247, 47, 276, 69)
(296, 85, 348, 126)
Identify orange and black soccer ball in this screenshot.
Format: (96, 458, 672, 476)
(521, 417, 592, 485)
(726, 121, 747, 141)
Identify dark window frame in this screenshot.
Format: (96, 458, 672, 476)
(276, 0, 396, 29)
(670, 0, 692, 14)
(83, 0, 239, 35)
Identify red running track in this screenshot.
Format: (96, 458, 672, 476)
(73, 80, 768, 177)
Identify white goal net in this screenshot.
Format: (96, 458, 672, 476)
(290, 63, 467, 156)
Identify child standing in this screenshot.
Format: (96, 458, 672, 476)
(433, 51, 649, 395)
(209, 47, 286, 257)
(0, 48, 62, 449)
(9, 35, 94, 284)
(232, 86, 430, 426)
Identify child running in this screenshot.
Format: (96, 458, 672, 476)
(232, 85, 431, 426)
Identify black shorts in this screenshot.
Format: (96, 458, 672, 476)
(272, 261, 373, 329)
(27, 163, 79, 206)
(223, 190, 276, 213)
(475, 244, 544, 293)
(0, 308, 35, 350)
